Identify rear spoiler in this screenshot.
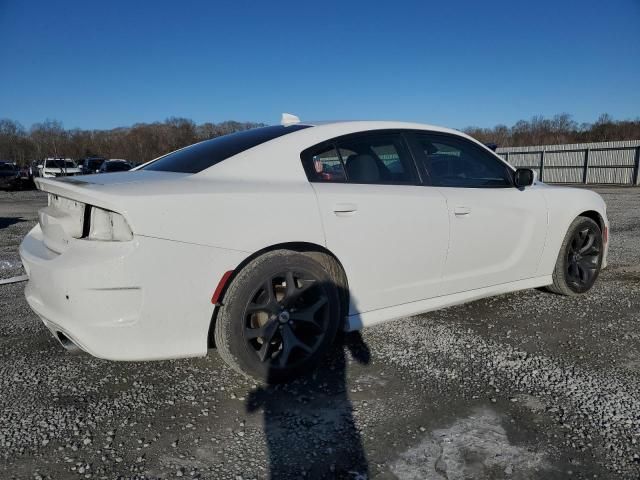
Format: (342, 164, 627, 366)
(35, 178, 123, 213)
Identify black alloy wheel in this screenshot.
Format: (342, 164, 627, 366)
(565, 225, 602, 292)
(214, 250, 341, 382)
(243, 269, 331, 369)
(548, 216, 603, 296)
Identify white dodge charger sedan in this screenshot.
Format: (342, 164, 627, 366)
(20, 117, 609, 382)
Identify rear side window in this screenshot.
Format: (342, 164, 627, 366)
(302, 132, 417, 185)
(309, 146, 347, 182)
(143, 125, 311, 173)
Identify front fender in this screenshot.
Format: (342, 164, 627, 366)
(537, 186, 608, 275)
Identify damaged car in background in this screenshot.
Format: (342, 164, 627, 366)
(20, 115, 609, 382)
(36, 158, 82, 178)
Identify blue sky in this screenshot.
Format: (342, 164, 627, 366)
(0, 0, 638, 130)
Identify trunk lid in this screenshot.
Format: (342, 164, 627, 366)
(35, 171, 190, 252)
(34, 171, 190, 210)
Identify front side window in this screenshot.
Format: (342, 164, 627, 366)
(409, 133, 513, 188)
(302, 132, 417, 185)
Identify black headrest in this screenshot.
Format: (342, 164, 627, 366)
(346, 154, 380, 183)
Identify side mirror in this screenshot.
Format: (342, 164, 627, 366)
(513, 168, 535, 188)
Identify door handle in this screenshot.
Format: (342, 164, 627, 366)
(333, 203, 358, 216)
(454, 206, 471, 216)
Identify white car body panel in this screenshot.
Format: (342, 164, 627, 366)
(21, 224, 246, 360)
(312, 182, 449, 314)
(437, 185, 548, 294)
(347, 275, 551, 330)
(536, 184, 609, 272)
(19, 120, 609, 361)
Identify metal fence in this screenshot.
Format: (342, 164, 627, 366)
(496, 140, 640, 185)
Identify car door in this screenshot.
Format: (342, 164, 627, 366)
(302, 131, 450, 316)
(407, 132, 548, 295)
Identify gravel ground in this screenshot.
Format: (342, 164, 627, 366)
(0, 186, 639, 479)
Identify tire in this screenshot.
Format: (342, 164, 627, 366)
(547, 216, 603, 296)
(214, 250, 342, 383)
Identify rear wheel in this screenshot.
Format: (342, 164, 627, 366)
(214, 250, 341, 383)
(547, 216, 603, 295)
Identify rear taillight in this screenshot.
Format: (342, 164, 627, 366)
(86, 206, 133, 241)
(46, 194, 85, 238)
(45, 193, 133, 242)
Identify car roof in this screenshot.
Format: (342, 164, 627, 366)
(197, 120, 499, 182)
(280, 120, 484, 148)
(264, 120, 483, 151)
(296, 119, 458, 134)
(279, 114, 459, 134)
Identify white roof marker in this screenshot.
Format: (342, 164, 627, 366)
(280, 113, 300, 126)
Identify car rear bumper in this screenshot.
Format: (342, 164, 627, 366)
(19, 225, 246, 361)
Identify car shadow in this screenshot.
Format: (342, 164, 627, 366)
(246, 331, 371, 479)
(0, 217, 26, 230)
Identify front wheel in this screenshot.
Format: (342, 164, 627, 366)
(547, 216, 603, 295)
(214, 250, 341, 383)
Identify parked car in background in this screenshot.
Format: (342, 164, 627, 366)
(18, 164, 30, 181)
(80, 157, 107, 174)
(98, 159, 133, 173)
(0, 162, 20, 189)
(15, 164, 35, 189)
(36, 158, 82, 178)
(20, 117, 609, 382)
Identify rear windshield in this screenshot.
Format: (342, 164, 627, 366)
(142, 125, 311, 173)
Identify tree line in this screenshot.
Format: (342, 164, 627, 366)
(0, 117, 264, 166)
(1, 114, 639, 166)
(464, 113, 640, 148)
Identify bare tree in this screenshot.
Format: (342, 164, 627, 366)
(30, 119, 67, 160)
(0, 114, 638, 166)
(463, 114, 640, 148)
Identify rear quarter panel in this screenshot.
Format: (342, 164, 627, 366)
(112, 177, 326, 255)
